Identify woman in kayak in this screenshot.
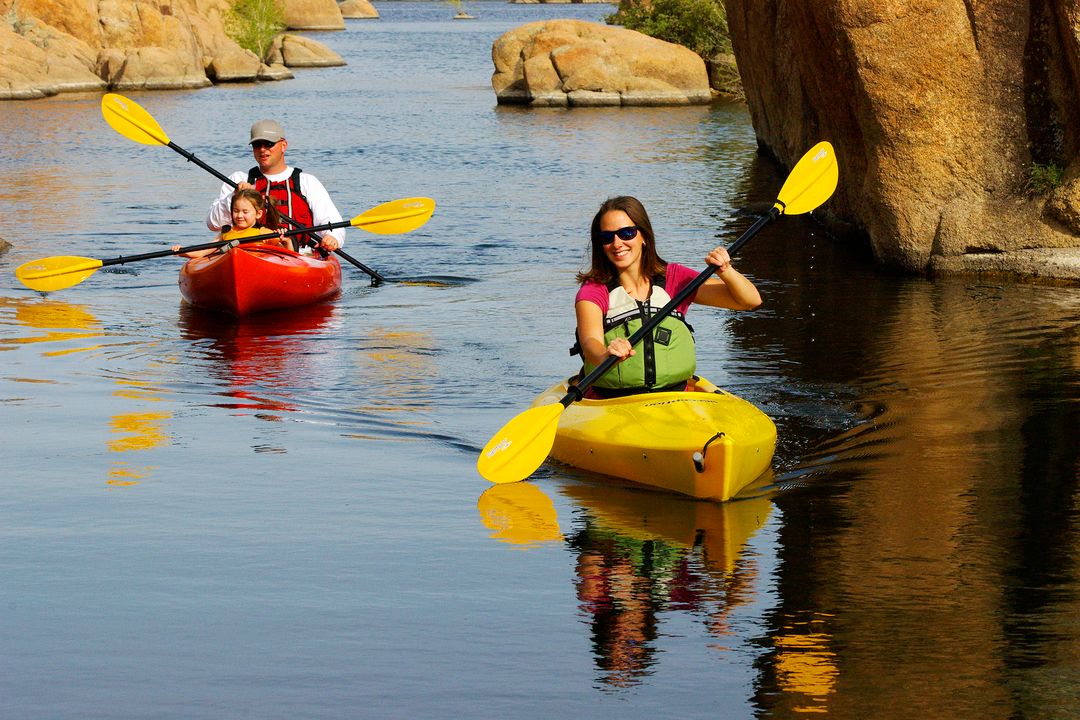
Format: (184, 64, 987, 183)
(173, 189, 286, 258)
(574, 196, 762, 398)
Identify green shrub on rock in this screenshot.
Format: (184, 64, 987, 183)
(1027, 163, 1064, 195)
(225, 0, 286, 61)
(607, 0, 731, 58)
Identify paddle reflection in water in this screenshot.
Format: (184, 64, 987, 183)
(478, 479, 772, 688)
(350, 326, 438, 438)
(0, 296, 172, 485)
(477, 482, 564, 547)
(0, 296, 105, 355)
(108, 380, 171, 487)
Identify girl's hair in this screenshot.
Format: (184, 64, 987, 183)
(232, 188, 281, 230)
(576, 196, 666, 285)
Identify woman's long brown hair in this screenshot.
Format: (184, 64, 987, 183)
(576, 196, 667, 286)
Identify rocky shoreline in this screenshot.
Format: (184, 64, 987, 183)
(0, 0, 371, 100)
(4, 0, 1078, 284)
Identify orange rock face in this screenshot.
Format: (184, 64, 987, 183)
(726, 0, 1080, 276)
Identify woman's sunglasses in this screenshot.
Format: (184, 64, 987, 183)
(597, 226, 640, 245)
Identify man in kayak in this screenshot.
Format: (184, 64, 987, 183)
(206, 119, 345, 255)
(574, 196, 762, 398)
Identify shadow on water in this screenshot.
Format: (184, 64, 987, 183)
(388, 275, 480, 288)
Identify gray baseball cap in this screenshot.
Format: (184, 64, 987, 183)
(249, 119, 285, 144)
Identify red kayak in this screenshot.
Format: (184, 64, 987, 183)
(179, 243, 342, 316)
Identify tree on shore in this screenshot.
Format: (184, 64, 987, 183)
(224, 0, 286, 60)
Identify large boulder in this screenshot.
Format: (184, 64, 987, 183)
(207, 48, 264, 83)
(268, 34, 346, 68)
(284, 0, 345, 30)
(725, 0, 1080, 280)
(339, 0, 379, 19)
(492, 19, 711, 107)
(97, 46, 210, 90)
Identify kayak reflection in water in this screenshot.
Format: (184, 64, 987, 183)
(568, 519, 761, 688)
(573, 196, 762, 399)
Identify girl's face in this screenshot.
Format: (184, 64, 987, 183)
(231, 197, 260, 230)
(598, 210, 643, 273)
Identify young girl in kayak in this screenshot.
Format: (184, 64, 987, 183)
(173, 189, 287, 258)
(574, 196, 762, 398)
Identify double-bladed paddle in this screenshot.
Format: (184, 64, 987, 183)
(476, 141, 840, 485)
(15, 197, 435, 293)
(100, 92, 421, 285)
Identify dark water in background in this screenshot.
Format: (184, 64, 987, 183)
(2, 2, 1079, 718)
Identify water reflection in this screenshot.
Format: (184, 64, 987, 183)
(736, 273, 1080, 716)
(177, 301, 339, 417)
(0, 296, 105, 355)
(477, 482, 563, 547)
(348, 326, 438, 437)
(565, 486, 770, 688)
(108, 380, 171, 487)
(480, 479, 772, 688)
(0, 296, 172, 485)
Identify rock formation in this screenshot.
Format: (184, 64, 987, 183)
(492, 19, 711, 107)
(725, 0, 1080, 280)
(0, 0, 345, 100)
(285, 0, 344, 30)
(339, 0, 379, 20)
(268, 33, 345, 67)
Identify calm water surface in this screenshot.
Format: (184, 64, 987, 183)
(2, 2, 1079, 718)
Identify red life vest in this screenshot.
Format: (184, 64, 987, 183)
(247, 167, 317, 248)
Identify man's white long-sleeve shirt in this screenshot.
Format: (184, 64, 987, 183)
(205, 168, 346, 246)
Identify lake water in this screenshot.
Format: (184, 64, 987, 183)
(2, 2, 1079, 718)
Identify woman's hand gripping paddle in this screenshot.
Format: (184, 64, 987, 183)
(476, 141, 839, 485)
(15, 197, 435, 292)
(100, 93, 428, 285)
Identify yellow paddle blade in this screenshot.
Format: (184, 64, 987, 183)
(16, 256, 104, 292)
(477, 402, 564, 484)
(101, 93, 170, 146)
(350, 197, 435, 235)
(775, 141, 839, 216)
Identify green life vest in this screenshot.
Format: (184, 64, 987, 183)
(578, 273, 696, 392)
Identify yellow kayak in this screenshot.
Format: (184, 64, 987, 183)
(530, 376, 776, 502)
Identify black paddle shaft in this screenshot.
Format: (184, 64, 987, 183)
(168, 140, 388, 285)
(98, 218, 356, 268)
(563, 207, 779, 406)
